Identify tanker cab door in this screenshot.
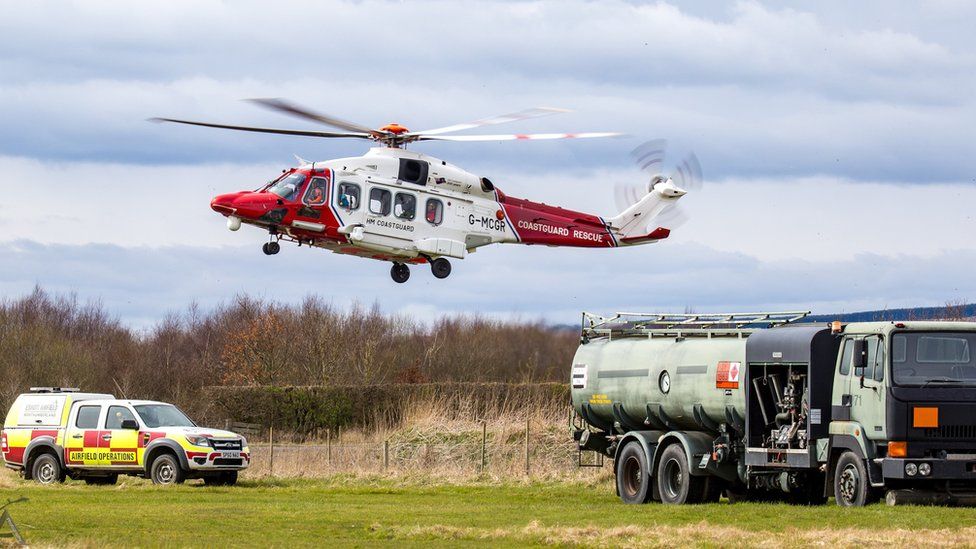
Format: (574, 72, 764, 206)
(849, 335, 886, 439)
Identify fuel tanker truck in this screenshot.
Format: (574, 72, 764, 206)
(571, 311, 976, 506)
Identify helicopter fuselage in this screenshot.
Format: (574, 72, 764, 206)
(211, 147, 671, 277)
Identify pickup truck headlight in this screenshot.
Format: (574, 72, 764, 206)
(185, 434, 212, 447)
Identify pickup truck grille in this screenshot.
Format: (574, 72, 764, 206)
(210, 439, 243, 451)
(924, 425, 976, 439)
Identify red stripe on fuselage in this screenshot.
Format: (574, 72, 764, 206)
(496, 190, 615, 248)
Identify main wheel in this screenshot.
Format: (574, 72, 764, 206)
(31, 453, 65, 485)
(834, 451, 876, 506)
(615, 441, 651, 504)
(656, 444, 705, 504)
(150, 453, 186, 486)
(391, 263, 410, 283)
(430, 258, 452, 279)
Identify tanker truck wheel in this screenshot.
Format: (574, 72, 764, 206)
(657, 444, 706, 504)
(833, 451, 878, 506)
(615, 441, 652, 504)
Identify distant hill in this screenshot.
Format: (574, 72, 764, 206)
(804, 304, 976, 323)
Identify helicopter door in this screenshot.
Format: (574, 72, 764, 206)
(293, 176, 330, 234)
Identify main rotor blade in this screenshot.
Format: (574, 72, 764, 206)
(409, 107, 571, 137)
(415, 132, 624, 142)
(246, 98, 380, 135)
(149, 117, 372, 139)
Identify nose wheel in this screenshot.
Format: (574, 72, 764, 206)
(262, 241, 281, 255)
(430, 258, 452, 279)
(391, 263, 410, 283)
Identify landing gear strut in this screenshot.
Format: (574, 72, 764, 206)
(430, 258, 452, 279)
(391, 263, 410, 283)
(262, 241, 281, 255)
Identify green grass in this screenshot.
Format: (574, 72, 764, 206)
(2, 476, 976, 547)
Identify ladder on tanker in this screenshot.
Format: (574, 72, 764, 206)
(580, 310, 811, 341)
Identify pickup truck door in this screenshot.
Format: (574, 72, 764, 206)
(100, 405, 141, 467)
(65, 404, 105, 468)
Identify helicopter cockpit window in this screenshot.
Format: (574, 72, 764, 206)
(425, 198, 443, 225)
(304, 177, 328, 206)
(369, 187, 392, 216)
(268, 173, 306, 201)
(337, 182, 360, 211)
(393, 193, 416, 220)
(398, 159, 428, 185)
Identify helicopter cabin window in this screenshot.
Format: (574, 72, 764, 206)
(337, 182, 360, 210)
(304, 177, 328, 206)
(425, 198, 443, 225)
(398, 159, 429, 185)
(268, 173, 306, 201)
(369, 187, 392, 216)
(393, 193, 416, 220)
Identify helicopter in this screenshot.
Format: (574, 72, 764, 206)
(152, 99, 699, 283)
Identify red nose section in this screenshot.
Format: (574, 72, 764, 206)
(210, 192, 277, 219)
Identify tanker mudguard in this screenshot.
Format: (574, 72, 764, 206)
(655, 431, 715, 477)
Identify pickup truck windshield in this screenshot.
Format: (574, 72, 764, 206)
(892, 332, 976, 386)
(134, 404, 196, 428)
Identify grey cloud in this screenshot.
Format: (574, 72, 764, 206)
(2, 239, 972, 329)
(0, 2, 973, 182)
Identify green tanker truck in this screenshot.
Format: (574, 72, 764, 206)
(571, 311, 976, 506)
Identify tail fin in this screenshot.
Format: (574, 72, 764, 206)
(606, 178, 686, 238)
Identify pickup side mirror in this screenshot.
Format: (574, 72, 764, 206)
(121, 419, 139, 430)
(852, 339, 868, 376)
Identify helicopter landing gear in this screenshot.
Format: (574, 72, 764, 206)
(262, 241, 281, 255)
(391, 263, 410, 283)
(430, 258, 452, 279)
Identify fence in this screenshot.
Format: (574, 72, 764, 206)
(238, 419, 602, 478)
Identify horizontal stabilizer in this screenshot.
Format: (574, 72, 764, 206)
(620, 227, 670, 244)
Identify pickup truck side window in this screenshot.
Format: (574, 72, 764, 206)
(105, 406, 136, 429)
(76, 405, 100, 429)
(839, 339, 853, 376)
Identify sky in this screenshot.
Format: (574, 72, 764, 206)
(1, 0, 975, 328)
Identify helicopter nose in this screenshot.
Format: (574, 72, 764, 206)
(210, 192, 241, 215)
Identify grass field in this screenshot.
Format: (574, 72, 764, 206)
(2, 474, 976, 547)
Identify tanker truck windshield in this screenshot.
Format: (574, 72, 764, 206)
(892, 332, 976, 386)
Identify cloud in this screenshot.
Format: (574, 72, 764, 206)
(2, 238, 973, 328)
(0, 1, 973, 181)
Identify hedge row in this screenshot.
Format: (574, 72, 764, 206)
(208, 382, 571, 437)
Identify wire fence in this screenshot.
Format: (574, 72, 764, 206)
(240, 420, 600, 478)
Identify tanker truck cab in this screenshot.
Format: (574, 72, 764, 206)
(571, 312, 976, 507)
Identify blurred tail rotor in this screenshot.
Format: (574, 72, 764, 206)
(614, 140, 702, 230)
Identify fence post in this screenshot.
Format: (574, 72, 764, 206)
(383, 439, 390, 471)
(481, 420, 487, 473)
(268, 423, 275, 477)
(327, 429, 332, 465)
(524, 417, 530, 476)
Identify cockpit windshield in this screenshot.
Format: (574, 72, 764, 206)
(892, 332, 976, 386)
(268, 173, 306, 201)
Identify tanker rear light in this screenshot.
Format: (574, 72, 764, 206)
(831, 321, 842, 334)
(888, 441, 908, 458)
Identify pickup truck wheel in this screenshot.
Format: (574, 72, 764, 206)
(834, 451, 874, 506)
(31, 453, 65, 485)
(615, 441, 651, 504)
(657, 444, 705, 504)
(150, 453, 186, 485)
(84, 474, 118, 485)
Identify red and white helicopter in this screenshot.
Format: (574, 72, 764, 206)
(153, 99, 699, 283)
